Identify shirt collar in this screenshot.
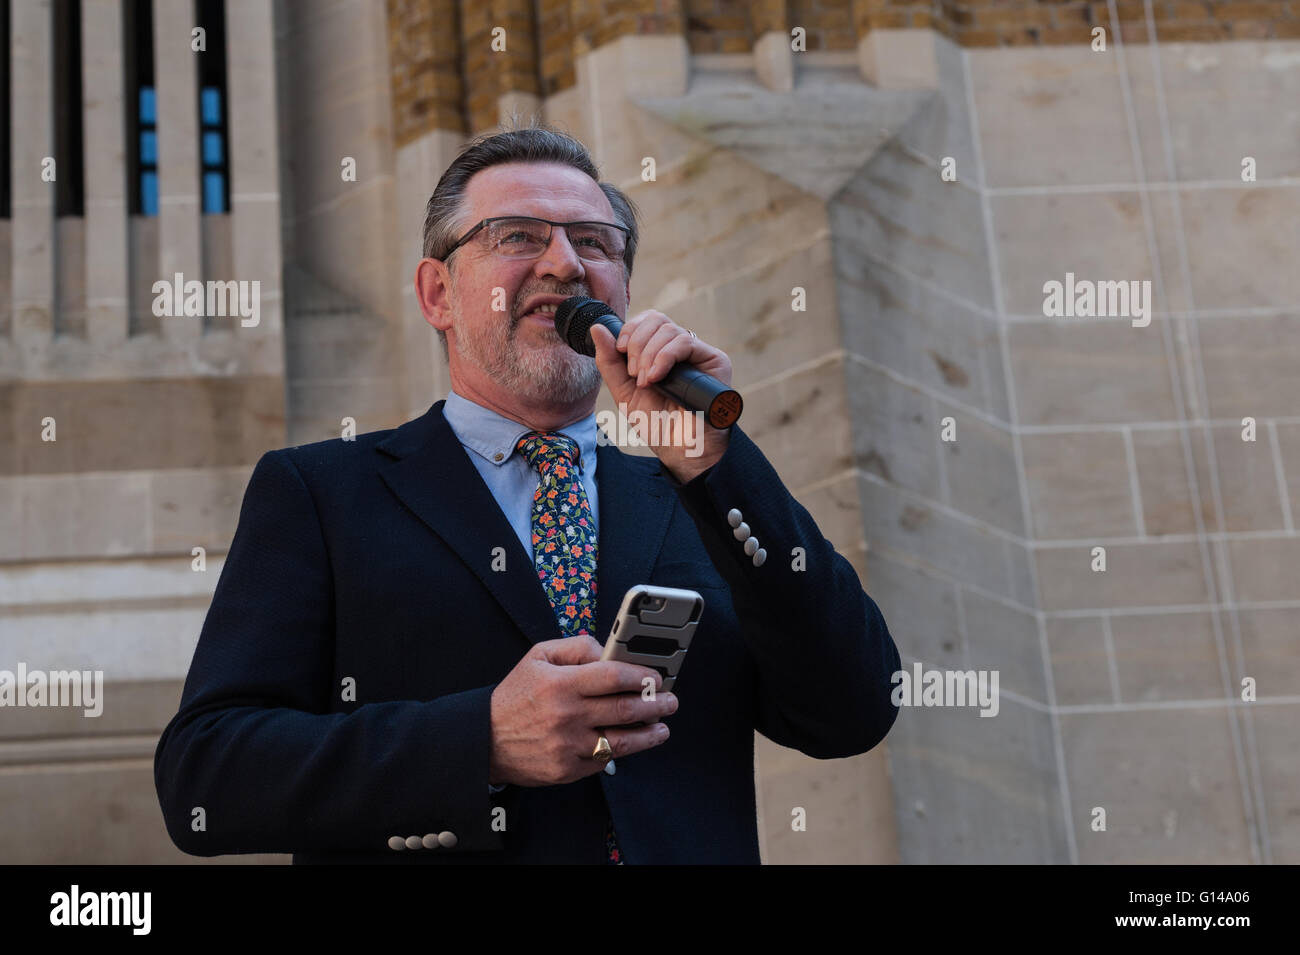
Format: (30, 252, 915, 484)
(442, 388, 597, 474)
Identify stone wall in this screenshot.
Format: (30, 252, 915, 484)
(963, 37, 1300, 864)
(386, 0, 1300, 148)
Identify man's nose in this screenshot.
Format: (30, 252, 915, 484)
(533, 228, 585, 281)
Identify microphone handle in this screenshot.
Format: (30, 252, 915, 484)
(586, 313, 743, 429)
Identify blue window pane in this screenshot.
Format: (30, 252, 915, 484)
(141, 172, 158, 216)
(203, 172, 225, 213)
(202, 132, 223, 166)
(140, 130, 157, 165)
(139, 87, 155, 125)
(201, 87, 221, 126)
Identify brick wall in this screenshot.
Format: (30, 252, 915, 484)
(387, 0, 1300, 145)
(387, 0, 466, 144)
(933, 0, 1300, 47)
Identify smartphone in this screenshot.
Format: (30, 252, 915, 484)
(601, 584, 703, 693)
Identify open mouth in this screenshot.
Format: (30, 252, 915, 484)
(522, 302, 560, 324)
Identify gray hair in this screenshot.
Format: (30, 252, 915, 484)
(421, 123, 640, 361)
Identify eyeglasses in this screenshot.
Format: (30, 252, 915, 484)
(442, 216, 630, 264)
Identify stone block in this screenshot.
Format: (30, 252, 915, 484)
(961, 587, 1046, 703)
(1061, 708, 1253, 863)
(858, 476, 1017, 599)
(1034, 539, 1210, 610)
(992, 190, 1158, 319)
(1110, 611, 1225, 702)
(12, 471, 151, 560)
(845, 360, 944, 500)
(0, 679, 184, 740)
(938, 401, 1024, 535)
(0, 762, 287, 863)
(1200, 423, 1288, 532)
(836, 247, 1008, 422)
(731, 358, 855, 491)
(150, 466, 255, 553)
(863, 550, 964, 667)
(1226, 535, 1300, 603)
(1126, 40, 1300, 183)
(968, 45, 1138, 188)
(794, 471, 866, 559)
(1006, 319, 1179, 426)
(1234, 607, 1300, 698)
(5, 378, 286, 476)
(1046, 615, 1114, 706)
(888, 699, 1068, 862)
(1251, 703, 1300, 863)
(1021, 431, 1138, 539)
(1130, 426, 1207, 536)
(0, 601, 209, 683)
(1198, 313, 1300, 420)
(706, 237, 842, 387)
(1168, 186, 1300, 311)
(756, 737, 899, 863)
(858, 28, 938, 89)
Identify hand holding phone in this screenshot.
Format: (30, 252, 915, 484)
(601, 584, 703, 694)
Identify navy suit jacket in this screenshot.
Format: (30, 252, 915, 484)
(154, 399, 900, 863)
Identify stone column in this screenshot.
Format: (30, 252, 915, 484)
(152, 0, 202, 344)
(10, 0, 55, 344)
(82, 0, 130, 345)
(225, 0, 283, 339)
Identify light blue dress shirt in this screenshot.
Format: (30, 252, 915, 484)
(441, 388, 600, 566)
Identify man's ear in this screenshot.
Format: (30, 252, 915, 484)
(416, 258, 453, 333)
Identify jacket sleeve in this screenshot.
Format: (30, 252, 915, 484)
(669, 424, 901, 758)
(153, 449, 504, 856)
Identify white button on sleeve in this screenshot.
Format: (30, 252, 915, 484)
(744, 537, 759, 556)
(388, 836, 406, 851)
(438, 831, 458, 848)
(727, 509, 743, 528)
(753, 548, 767, 566)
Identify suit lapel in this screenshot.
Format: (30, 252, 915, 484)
(376, 400, 676, 651)
(377, 400, 557, 647)
(592, 439, 674, 649)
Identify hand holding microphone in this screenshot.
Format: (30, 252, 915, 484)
(553, 297, 743, 429)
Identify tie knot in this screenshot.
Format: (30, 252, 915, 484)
(516, 431, 580, 472)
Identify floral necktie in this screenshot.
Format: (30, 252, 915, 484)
(515, 431, 623, 864)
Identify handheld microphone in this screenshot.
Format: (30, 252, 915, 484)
(553, 296, 743, 429)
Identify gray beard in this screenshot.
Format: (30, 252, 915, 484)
(454, 310, 603, 406)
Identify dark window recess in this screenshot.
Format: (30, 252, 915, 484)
(195, 0, 229, 214)
(123, 0, 156, 216)
(52, 0, 84, 216)
(0, 0, 10, 219)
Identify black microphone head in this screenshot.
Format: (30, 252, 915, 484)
(554, 296, 616, 357)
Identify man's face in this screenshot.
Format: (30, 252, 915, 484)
(442, 162, 631, 408)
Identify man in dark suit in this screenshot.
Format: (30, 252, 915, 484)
(154, 125, 900, 864)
